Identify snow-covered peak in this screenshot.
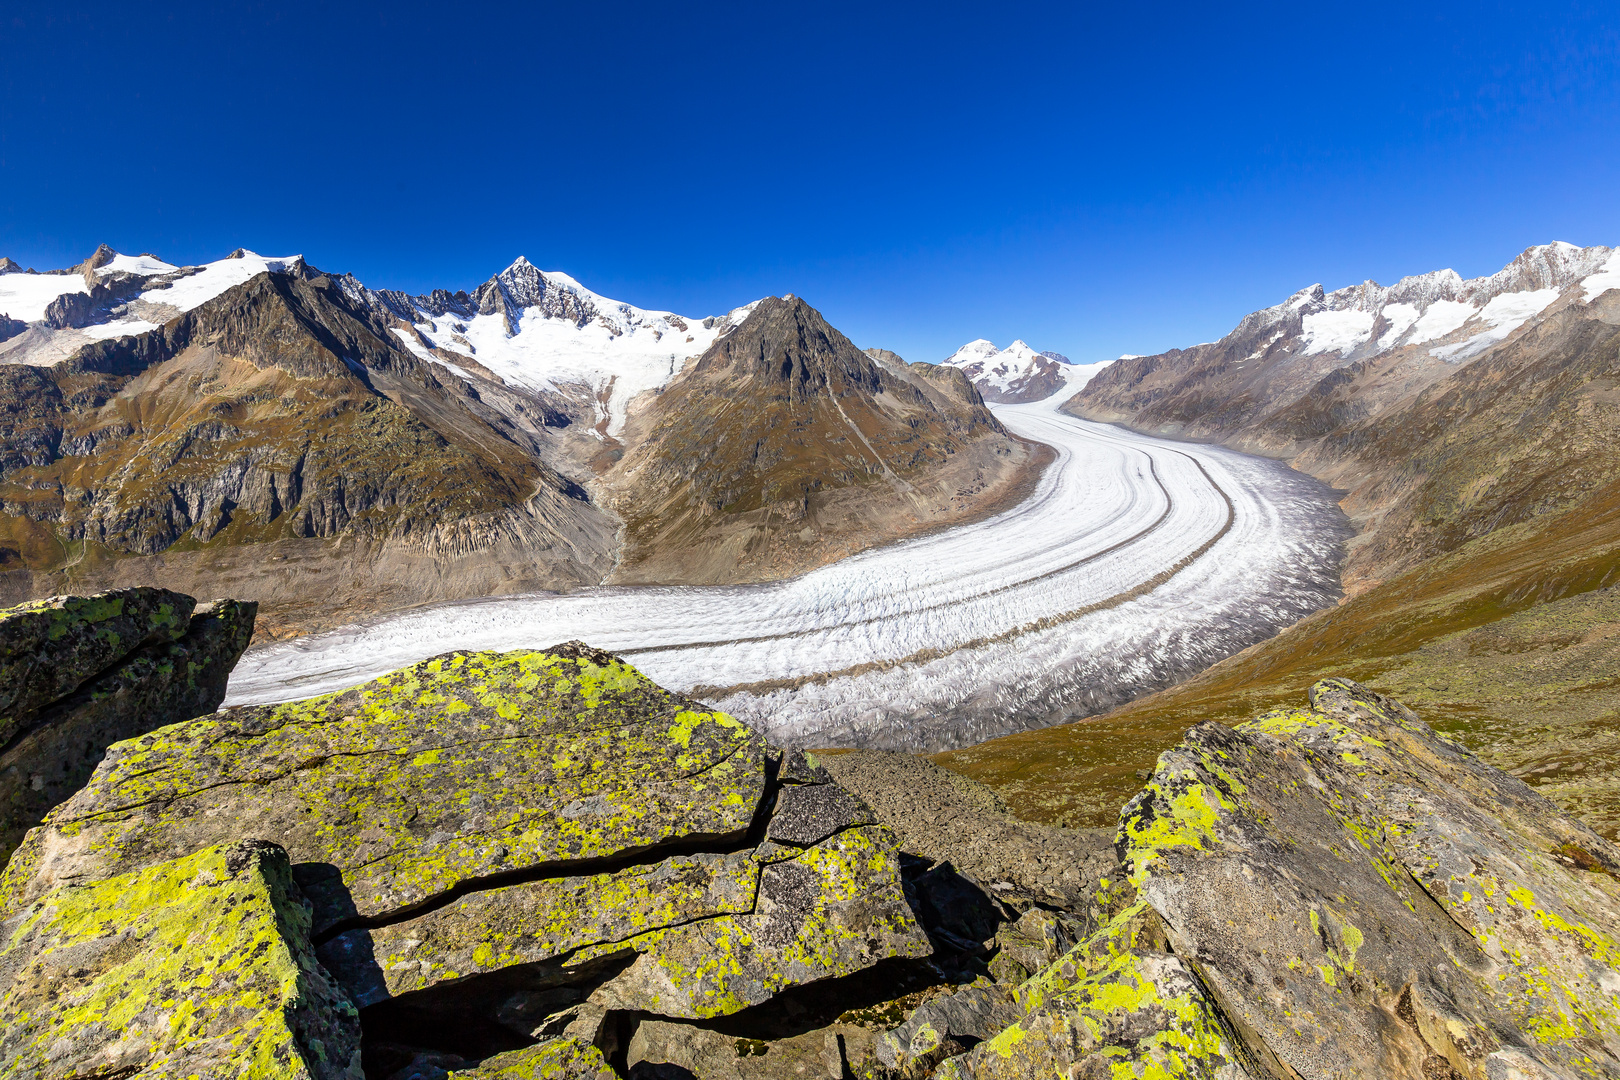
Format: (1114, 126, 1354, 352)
(363, 258, 764, 438)
(943, 339, 1001, 365)
(939, 337, 1095, 402)
(0, 246, 306, 347)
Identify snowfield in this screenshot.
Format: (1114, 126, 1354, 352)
(225, 394, 1349, 752)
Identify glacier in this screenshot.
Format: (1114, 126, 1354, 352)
(225, 392, 1350, 752)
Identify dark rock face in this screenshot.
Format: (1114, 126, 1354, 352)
(0, 314, 24, 343)
(0, 593, 257, 859)
(0, 586, 194, 743)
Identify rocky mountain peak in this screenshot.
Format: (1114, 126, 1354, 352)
(473, 257, 598, 335)
(695, 294, 883, 401)
(0, 258, 20, 274)
(1039, 350, 1072, 364)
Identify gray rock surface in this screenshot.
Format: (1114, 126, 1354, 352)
(0, 596, 256, 859)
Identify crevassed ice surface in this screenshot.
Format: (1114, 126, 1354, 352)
(225, 397, 1351, 752)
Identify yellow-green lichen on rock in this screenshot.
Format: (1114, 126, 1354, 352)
(0, 838, 360, 1079)
(592, 824, 933, 1018)
(446, 1037, 615, 1079)
(1, 644, 766, 932)
(1108, 677, 1620, 1080)
(934, 904, 1251, 1080)
(0, 586, 194, 745)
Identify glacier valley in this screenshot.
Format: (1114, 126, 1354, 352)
(223, 395, 1350, 751)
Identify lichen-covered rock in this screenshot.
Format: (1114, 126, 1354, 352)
(0, 838, 361, 1079)
(766, 780, 878, 846)
(874, 979, 1024, 1074)
(0, 586, 194, 745)
(0, 597, 257, 860)
(2, 645, 766, 932)
(446, 1038, 615, 1079)
(1118, 678, 1620, 1079)
(318, 850, 762, 1007)
(594, 825, 933, 1018)
(984, 906, 1080, 988)
(934, 936, 1254, 1080)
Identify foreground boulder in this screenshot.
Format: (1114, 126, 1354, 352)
(2, 644, 932, 1076)
(0, 839, 361, 1078)
(0, 587, 257, 859)
(932, 678, 1620, 1079)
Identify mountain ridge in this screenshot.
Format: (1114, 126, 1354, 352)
(0, 247, 1035, 635)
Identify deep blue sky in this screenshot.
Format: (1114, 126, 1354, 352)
(3, 2, 1618, 363)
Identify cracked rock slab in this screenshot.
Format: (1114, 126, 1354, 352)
(1, 646, 766, 933)
(318, 849, 762, 1007)
(0, 838, 361, 1080)
(594, 824, 933, 1018)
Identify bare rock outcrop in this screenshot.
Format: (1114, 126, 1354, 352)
(0, 587, 256, 859)
(930, 679, 1620, 1079)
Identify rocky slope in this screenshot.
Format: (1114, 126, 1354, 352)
(1068, 241, 1620, 590)
(2, 595, 1612, 1079)
(0, 257, 617, 638)
(600, 298, 1036, 584)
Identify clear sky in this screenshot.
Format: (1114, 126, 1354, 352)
(3, 2, 1617, 363)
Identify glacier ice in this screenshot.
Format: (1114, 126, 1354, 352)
(224, 396, 1350, 752)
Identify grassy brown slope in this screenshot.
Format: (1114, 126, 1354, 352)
(935, 477, 1620, 837)
(604, 296, 1034, 584)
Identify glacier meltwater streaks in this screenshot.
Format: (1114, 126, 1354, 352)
(224, 399, 1351, 752)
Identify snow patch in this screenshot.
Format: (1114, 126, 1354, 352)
(1583, 250, 1620, 302)
(1428, 287, 1559, 362)
(136, 251, 303, 313)
(1299, 309, 1374, 355)
(0, 272, 87, 323)
(1376, 303, 1421, 348)
(98, 254, 178, 277)
(81, 318, 159, 340)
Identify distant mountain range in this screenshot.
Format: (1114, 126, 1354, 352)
(935, 338, 1111, 403)
(0, 247, 1037, 637)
